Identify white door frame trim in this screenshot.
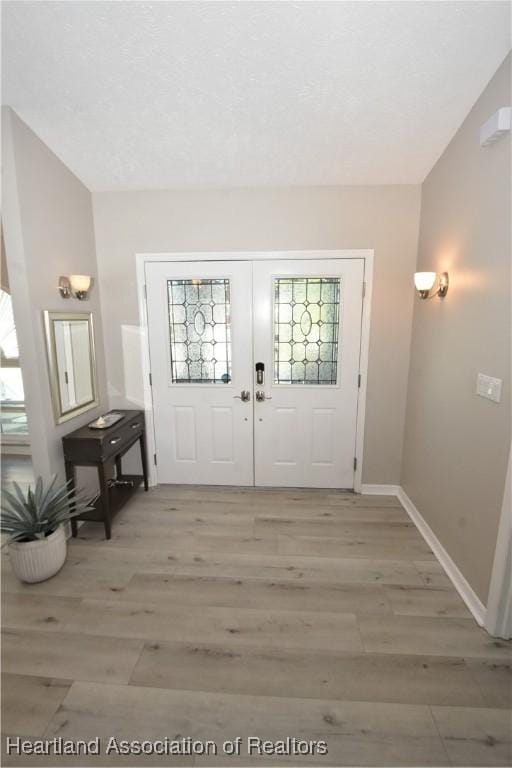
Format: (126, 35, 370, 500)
(135, 249, 374, 492)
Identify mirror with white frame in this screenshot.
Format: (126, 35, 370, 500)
(43, 311, 99, 424)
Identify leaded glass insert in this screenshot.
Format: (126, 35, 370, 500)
(167, 279, 232, 383)
(273, 277, 341, 385)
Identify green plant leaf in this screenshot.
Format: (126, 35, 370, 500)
(33, 476, 43, 508)
(26, 487, 39, 522)
(11, 481, 29, 508)
(1, 488, 31, 520)
(40, 483, 75, 515)
(1, 475, 96, 543)
(38, 474, 58, 514)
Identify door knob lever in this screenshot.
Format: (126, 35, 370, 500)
(255, 391, 272, 402)
(234, 390, 251, 402)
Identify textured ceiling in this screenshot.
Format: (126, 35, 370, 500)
(2, 1, 510, 190)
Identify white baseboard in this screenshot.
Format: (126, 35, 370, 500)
(360, 484, 400, 496)
(397, 487, 486, 627)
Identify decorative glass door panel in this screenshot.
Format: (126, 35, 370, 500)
(168, 278, 232, 384)
(274, 277, 341, 385)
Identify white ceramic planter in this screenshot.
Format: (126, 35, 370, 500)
(8, 526, 67, 583)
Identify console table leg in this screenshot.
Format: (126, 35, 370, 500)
(98, 462, 112, 540)
(140, 432, 149, 491)
(65, 461, 78, 538)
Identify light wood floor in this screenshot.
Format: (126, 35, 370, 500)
(2, 486, 511, 767)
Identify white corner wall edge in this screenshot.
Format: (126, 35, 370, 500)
(485, 445, 512, 639)
(360, 483, 487, 627)
(397, 487, 486, 627)
(360, 484, 401, 495)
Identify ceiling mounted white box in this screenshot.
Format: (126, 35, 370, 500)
(2, 1, 511, 190)
(480, 107, 512, 146)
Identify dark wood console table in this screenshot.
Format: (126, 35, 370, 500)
(62, 409, 148, 539)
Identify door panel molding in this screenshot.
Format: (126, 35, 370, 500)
(136, 250, 374, 491)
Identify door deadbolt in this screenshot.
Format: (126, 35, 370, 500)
(256, 362, 265, 385)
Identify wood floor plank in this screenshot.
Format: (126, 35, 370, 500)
(121, 572, 391, 615)
(116, 514, 253, 537)
(413, 560, 453, 588)
(1, 593, 83, 632)
(326, 493, 402, 508)
(63, 598, 363, 652)
(66, 545, 425, 586)
(124, 491, 402, 510)
(41, 681, 450, 767)
(465, 658, 512, 709)
(139, 487, 343, 506)
(143, 486, 402, 508)
(1, 562, 131, 600)
(255, 518, 417, 538)
(118, 500, 254, 522)
(254, 505, 410, 525)
(76, 526, 278, 554)
(385, 585, 471, 618)
(431, 705, 512, 766)
(130, 639, 485, 707)
(1, 629, 143, 684)
(359, 615, 512, 658)
(121, 503, 411, 527)
(278, 533, 435, 560)
(1, 674, 71, 737)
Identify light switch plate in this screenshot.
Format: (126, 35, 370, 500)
(476, 373, 502, 403)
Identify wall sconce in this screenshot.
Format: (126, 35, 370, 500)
(58, 275, 92, 300)
(414, 271, 449, 300)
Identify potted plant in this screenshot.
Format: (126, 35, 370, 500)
(1, 475, 94, 583)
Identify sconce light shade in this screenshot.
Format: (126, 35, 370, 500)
(58, 274, 92, 300)
(414, 271, 449, 300)
(69, 275, 91, 299)
(414, 272, 436, 292)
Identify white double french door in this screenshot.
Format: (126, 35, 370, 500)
(146, 257, 365, 488)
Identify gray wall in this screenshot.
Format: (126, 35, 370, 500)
(93, 185, 421, 485)
(402, 56, 511, 604)
(1, 226, 9, 292)
(1, 108, 108, 483)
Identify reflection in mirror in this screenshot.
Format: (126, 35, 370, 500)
(43, 312, 98, 424)
(53, 319, 93, 411)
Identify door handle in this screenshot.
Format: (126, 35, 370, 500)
(233, 390, 251, 402)
(255, 391, 272, 402)
(109, 437, 121, 445)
